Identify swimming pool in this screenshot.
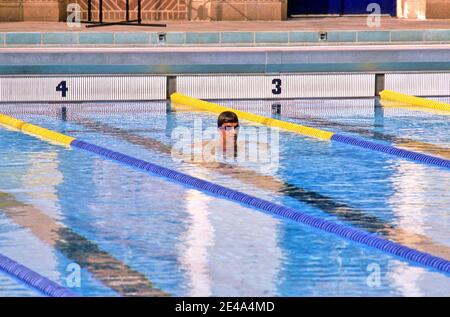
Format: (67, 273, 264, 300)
(0, 97, 449, 296)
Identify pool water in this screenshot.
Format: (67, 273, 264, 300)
(0, 98, 449, 296)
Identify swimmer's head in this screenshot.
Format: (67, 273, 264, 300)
(217, 111, 239, 128)
(217, 111, 239, 141)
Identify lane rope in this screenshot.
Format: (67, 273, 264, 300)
(380, 90, 450, 113)
(0, 254, 76, 297)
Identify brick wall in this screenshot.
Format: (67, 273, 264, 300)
(70, 0, 286, 22)
(73, 0, 187, 21)
(0, 0, 286, 22)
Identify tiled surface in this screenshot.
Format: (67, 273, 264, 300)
(6, 33, 41, 45)
(391, 30, 424, 41)
(186, 32, 220, 44)
(114, 32, 150, 44)
(423, 30, 450, 42)
(43, 33, 78, 45)
(79, 33, 115, 44)
(164, 32, 186, 44)
(221, 32, 254, 44)
(357, 31, 391, 42)
(289, 31, 319, 43)
(1, 29, 449, 47)
(0, 17, 449, 47)
(325, 31, 357, 42)
(255, 32, 289, 43)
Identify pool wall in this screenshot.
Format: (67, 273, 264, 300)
(0, 44, 448, 101)
(0, 72, 449, 102)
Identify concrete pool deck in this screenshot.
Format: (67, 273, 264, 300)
(0, 17, 450, 47)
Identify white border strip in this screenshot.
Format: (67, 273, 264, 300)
(385, 73, 450, 96)
(0, 76, 166, 102)
(177, 74, 375, 99)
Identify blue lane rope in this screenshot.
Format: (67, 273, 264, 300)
(331, 134, 450, 169)
(0, 253, 77, 297)
(71, 139, 450, 275)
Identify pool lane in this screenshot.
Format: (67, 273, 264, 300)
(2, 105, 450, 296)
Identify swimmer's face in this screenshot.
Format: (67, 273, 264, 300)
(218, 122, 239, 140)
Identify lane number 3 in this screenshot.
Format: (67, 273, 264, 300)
(272, 78, 281, 95)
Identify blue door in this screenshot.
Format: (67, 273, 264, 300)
(288, 0, 395, 16)
(288, 0, 341, 15)
(342, 0, 395, 15)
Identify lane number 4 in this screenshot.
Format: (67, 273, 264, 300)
(56, 81, 68, 97)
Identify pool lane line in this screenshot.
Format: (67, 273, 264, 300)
(0, 253, 76, 297)
(283, 114, 450, 160)
(379, 99, 450, 117)
(380, 90, 450, 113)
(170, 93, 450, 170)
(330, 133, 450, 169)
(0, 113, 449, 274)
(54, 115, 449, 260)
(0, 192, 168, 297)
(0, 113, 75, 145)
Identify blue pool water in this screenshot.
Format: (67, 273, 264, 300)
(0, 98, 449, 296)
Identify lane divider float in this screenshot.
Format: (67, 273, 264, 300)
(170, 93, 450, 170)
(0, 112, 449, 274)
(380, 90, 450, 113)
(0, 253, 76, 297)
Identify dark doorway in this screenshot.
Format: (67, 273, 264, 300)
(342, 0, 395, 15)
(288, 0, 395, 17)
(288, 0, 341, 15)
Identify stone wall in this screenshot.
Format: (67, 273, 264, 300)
(426, 0, 450, 19)
(0, 0, 22, 21)
(210, 0, 287, 21)
(397, 0, 427, 19)
(0, 0, 62, 21)
(397, 0, 450, 19)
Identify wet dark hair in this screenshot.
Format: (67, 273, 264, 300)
(217, 111, 239, 127)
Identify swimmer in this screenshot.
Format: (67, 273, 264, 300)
(190, 111, 269, 164)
